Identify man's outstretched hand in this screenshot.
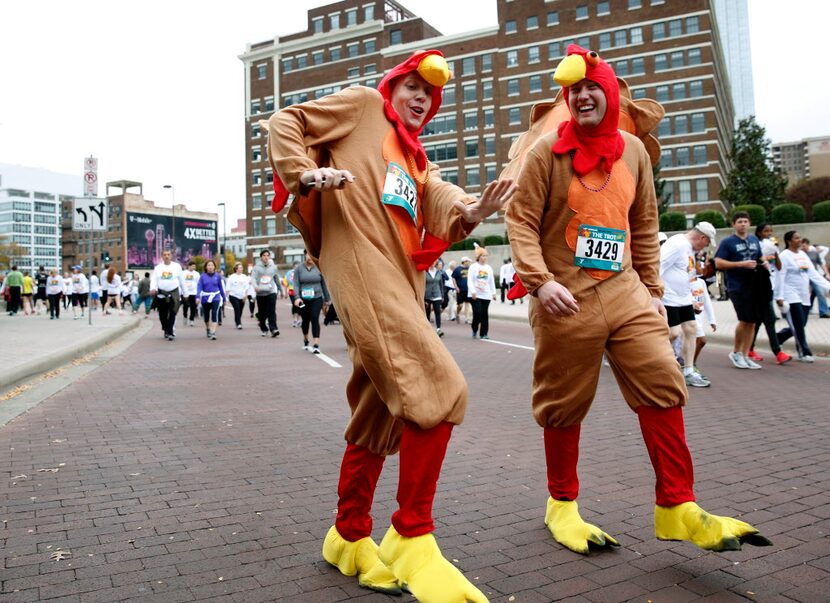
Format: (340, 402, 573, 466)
(453, 179, 518, 223)
(300, 168, 355, 191)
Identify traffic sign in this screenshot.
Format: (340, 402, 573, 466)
(84, 155, 98, 197)
(73, 197, 108, 231)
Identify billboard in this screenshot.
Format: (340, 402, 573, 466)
(126, 212, 217, 268)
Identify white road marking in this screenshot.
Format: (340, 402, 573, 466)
(312, 351, 342, 368)
(479, 338, 535, 351)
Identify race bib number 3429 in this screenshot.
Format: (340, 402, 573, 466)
(381, 162, 417, 223)
(574, 224, 626, 272)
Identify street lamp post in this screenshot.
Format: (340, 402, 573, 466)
(163, 185, 175, 261)
(217, 202, 226, 270)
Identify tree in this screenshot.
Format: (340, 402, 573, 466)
(653, 164, 671, 214)
(770, 203, 806, 225)
(731, 204, 766, 226)
(190, 255, 207, 273)
(720, 116, 787, 212)
(0, 235, 26, 271)
(784, 176, 830, 220)
(813, 200, 830, 222)
(659, 212, 686, 232)
(693, 210, 726, 228)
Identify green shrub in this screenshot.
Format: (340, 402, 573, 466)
(448, 238, 481, 251)
(659, 212, 687, 232)
(770, 203, 805, 225)
(812, 200, 830, 222)
(693, 210, 726, 228)
(483, 234, 504, 246)
(730, 204, 766, 226)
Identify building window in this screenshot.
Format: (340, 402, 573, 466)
(668, 19, 682, 37)
(257, 64, 267, 79)
(691, 113, 705, 132)
(250, 99, 261, 114)
(507, 79, 519, 96)
(297, 55, 307, 68)
(689, 80, 704, 98)
(263, 97, 274, 112)
(686, 16, 700, 34)
(252, 219, 262, 237)
(660, 149, 672, 168)
(330, 47, 341, 61)
(652, 22, 666, 40)
(252, 171, 262, 186)
(482, 53, 493, 72)
(505, 19, 517, 33)
(265, 216, 276, 235)
(252, 194, 262, 210)
(597, 1, 610, 15)
(330, 13, 340, 29)
(672, 83, 686, 100)
(466, 167, 480, 187)
(547, 11, 559, 26)
(527, 46, 540, 64)
(484, 109, 494, 128)
(693, 145, 707, 165)
(530, 75, 542, 92)
(364, 4, 374, 20)
(390, 29, 402, 45)
(251, 123, 261, 138)
(630, 26, 643, 44)
(346, 8, 357, 26)
(527, 15, 539, 29)
(548, 41, 561, 60)
(651, 0, 666, 4)
(506, 50, 518, 67)
(629, 0, 642, 8)
(631, 57, 645, 74)
(464, 111, 478, 130)
(347, 43, 359, 58)
(482, 80, 493, 100)
(695, 179, 709, 201)
(282, 58, 293, 73)
(443, 86, 456, 104)
(313, 17, 323, 33)
(252, 147, 262, 162)
(671, 51, 684, 68)
(364, 64, 376, 74)
(348, 67, 359, 78)
(614, 30, 627, 47)
(655, 85, 669, 102)
(444, 169, 458, 185)
(462, 57, 475, 76)
(266, 168, 274, 184)
(484, 136, 496, 156)
(365, 39, 376, 53)
(577, 35, 591, 47)
(615, 60, 629, 76)
(508, 107, 521, 125)
(463, 83, 477, 102)
(654, 54, 667, 71)
(599, 33, 611, 50)
(678, 180, 692, 203)
(676, 147, 690, 166)
(675, 115, 689, 135)
(658, 118, 670, 137)
(576, 5, 588, 20)
(688, 48, 702, 65)
(465, 140, 479, 158)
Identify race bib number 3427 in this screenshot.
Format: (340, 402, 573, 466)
(574, 224, 626, 272)
(381, 162, 417, 223)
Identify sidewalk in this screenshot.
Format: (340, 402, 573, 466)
(0, 309, 141, 391)
(487, 295, 830, 354)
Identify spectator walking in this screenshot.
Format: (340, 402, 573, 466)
(21, 271, 34, 315)
(284, 262, 302, 328)
(714, 212, 768, 369)
(801, 238, 830, 318)
(62, 272, 72, 310)
(70, 265, 89, 319)
(89, 270, 100, 312)
(444, 260, 457, 321)
(499, 258, 516, 303)
(250, 249, 283, 337)
(452, 256, 472, 324)
(775, 230, 830, 363)
(468, 245, 497, 339)
(749, 224, 791, 364)
(293, 251, 330, 353)
(150, 249, 185, 340)
(45, 268, 65, 319)
(690, 276, 716, 384)
(181, 261, 199, 326)
(424, 258, 446, 337)
(197, 260, 225, 340)
(134, 272, 153, 317)
(659, 222, 716, 388)
(34, 266, 47, 315)
(102, 267, 124, 316)
(226, 263, 249, 329)
(4, 265, 23, 316)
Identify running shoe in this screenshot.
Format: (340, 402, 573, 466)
(747, 350, 764, 362)
(775, 351, 792, 364)
(210, 330, 216, 340)
(236, 325, 242, 330)
(471, 331, 477, 339)
(261, 331, 268, 337)
(728, 352, 749, 369)
(693, 367, 710, 385)
(271, 330, 280, 338)
(481, 335, 491, 340)
(799, 355, 815, 363)
(744, 357, 762, 370)
(312, 344, 320, 355)
(436, 328, 444, 337)
(303, 338, 309, 349)
(685, 372, 710, 388)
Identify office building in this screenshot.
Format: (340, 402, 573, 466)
(711, 0, 754, 122)
(239, 0, 738, 260)
(772, 136, 830, 185)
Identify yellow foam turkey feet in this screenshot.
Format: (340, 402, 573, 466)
(322, 525, 402, 594)
(654, 502, 772, 552)
(378, 525, 488, 603)
(544, 498, 620, 555)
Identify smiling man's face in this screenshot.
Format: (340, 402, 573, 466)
(391, 72, 434, 131)
(567, 79, 607, 129)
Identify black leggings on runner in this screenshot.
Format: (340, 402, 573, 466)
(471, 298, 490, 337)
(300, 297, 324, 338)
(229, 296, 245, 327)
(425, 299, 442, 329)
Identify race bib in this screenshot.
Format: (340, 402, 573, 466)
(381, 162, 417, 223)
(260, 276, 271, 285)
(574, 224, 626, 272)
(301, 286, 315, 299)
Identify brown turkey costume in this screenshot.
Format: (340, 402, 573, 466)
(504, 45, 770, 555)
(267, 50, 491, 602)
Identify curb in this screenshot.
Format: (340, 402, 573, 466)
(0, 318, 143, 392)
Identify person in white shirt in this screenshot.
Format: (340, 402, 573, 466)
(499, 258, 518, 304)
(45, 268, 65, 319)
(102, 267, 124, 316)
(226, 262, 251, 329)
(774, 230, 830, 363)
(690, 277, 716, 385)
(467, 245, 497, 339)
(62, 273, 72, 310)
(659, 222, 716, 387)
(444, 260, 457, 321)
(89, 270, 101, 311)
(150, 249, 185, 340)
(70, 266, 90, 320)
(180, 261, 199, 326)
(748, 224, 790, 365)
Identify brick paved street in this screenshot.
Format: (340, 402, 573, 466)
(2, 311, 829, 602)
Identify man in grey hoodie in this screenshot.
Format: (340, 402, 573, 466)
(250, 249, 283, 337)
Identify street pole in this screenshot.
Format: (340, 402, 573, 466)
(163, 184, 175, 261)
(88, 227, 93, 325)
(217, 202, 226, 270)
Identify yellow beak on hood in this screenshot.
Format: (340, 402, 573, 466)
(553, 54, 587, 88)
(417, 54, 452, 87)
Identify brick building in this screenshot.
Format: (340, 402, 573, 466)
(239, 0, 737, 260)
(772, 136, 830, 185)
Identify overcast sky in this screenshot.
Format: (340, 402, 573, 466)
(0, 1, 824, 229)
